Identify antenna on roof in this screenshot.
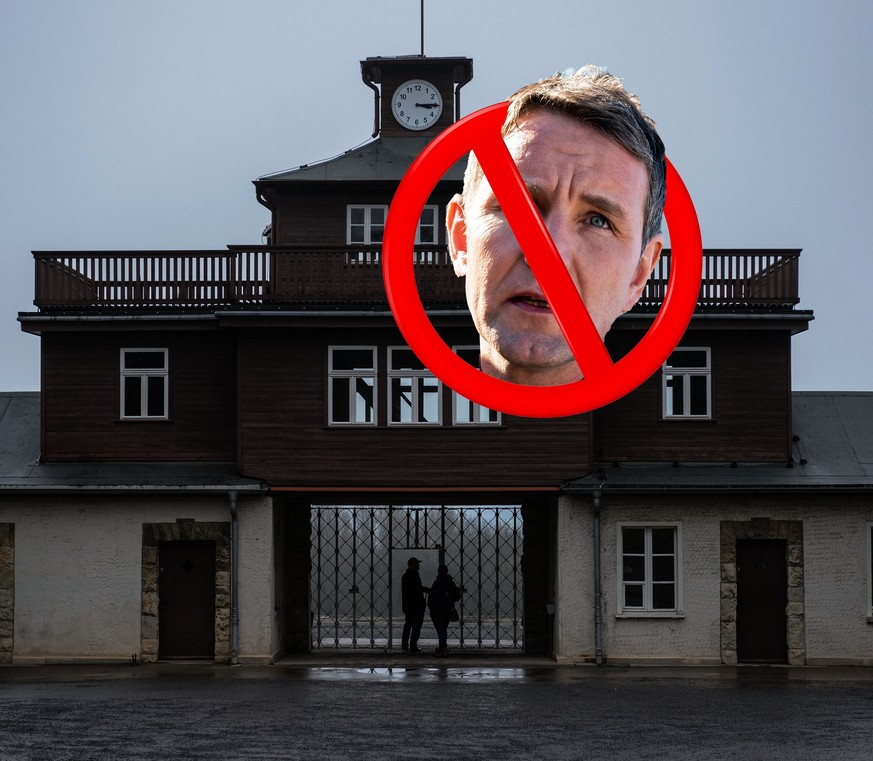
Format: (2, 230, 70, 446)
(420, 0, 425, 56)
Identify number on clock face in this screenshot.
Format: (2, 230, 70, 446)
(391, 79, 443, 131)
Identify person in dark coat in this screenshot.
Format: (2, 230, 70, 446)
(401, 557, 428, 652)
(428, 563, 461, 656)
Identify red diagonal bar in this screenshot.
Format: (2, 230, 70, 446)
(471, 129, 615, 378)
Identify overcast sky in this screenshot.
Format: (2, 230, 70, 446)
(1, 0, 871, 392)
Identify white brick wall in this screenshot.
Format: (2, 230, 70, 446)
(554, 493, 873, 665)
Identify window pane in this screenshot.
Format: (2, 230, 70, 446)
(146, 376, 165, 417)
(370, 207, 385, 224)
(350, 207, 364, 225)
(370, 226, 384, 244)
(622, 556, 645, 582)
(123, 376, 142, 417)
(349, 225, 365, 244)
(651, 528, 675, 555)
(689, 375, 709, 416)
(624, 585, 643, 608)
(665, 375, 684, 416)
(455, 396, 475, 424)
(418, 226, 435, 244)
(418, 376, 440, 423)
(456, 347, 479, 367)
(652, 583, 676, 610)
(652, 555, 675, 582)
(391, 377, 413, 423)
(123, 351, 165, 370)
(354, 377, 374, 423)
(419, 207, 435, 225)
(332, 349, 375, 372)
(666, 349, 708, 370)
(622, 527, 645, 555)
(390, 348, 424, 371)
(331, 378, 350, 423)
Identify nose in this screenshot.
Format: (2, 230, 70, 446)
(542, 211, 578, 272)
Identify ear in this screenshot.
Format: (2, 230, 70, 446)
(622, 234, 663, 313)
(446, 193, 468, 278)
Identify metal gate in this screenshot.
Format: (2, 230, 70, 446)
(310, 505, 524, 651)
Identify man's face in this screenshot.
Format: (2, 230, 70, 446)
(447, 109, 663, 386)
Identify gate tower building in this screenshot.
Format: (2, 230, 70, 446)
(5, 51, 873, 667)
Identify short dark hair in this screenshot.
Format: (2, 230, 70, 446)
(462, 65, 666, 246)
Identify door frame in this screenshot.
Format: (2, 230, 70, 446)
(720, 519, 804, 665)
(141, 521, 231, 663)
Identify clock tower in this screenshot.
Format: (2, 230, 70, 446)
(361, 55, 473, 138)
(255, 54, 475, 247)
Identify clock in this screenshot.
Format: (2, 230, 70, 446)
(391, 79, 443, 131)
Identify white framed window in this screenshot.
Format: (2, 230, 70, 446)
(120, 349, 168, 420)
(662, 347, 711, 419)
(388, 347, 441, 425)
(347, 205, 388, 246)
(617, 523, 683, 617)
(867, 523, 873, 620)
(416, 205, 439, 245)
(346, 204, 438, 246)
(329, 347, 377, 425)
(451, 346, 500, 426)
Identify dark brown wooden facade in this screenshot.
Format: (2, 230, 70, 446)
(19, 53, 813, 487)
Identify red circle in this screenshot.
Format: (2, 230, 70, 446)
(383, 102, 702, 418)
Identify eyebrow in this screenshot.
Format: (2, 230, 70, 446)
(522, 183, 629, 223)
(577, 192, 628, 222)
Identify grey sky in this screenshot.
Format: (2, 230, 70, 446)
(1, 0, 871, 392)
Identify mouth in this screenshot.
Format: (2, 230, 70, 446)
(509, 294, 552, 313)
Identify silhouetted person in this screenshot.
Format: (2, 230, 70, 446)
(428, 563, 461, 657)
(401, 557, 427, 652)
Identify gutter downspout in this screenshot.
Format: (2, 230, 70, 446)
(228, 491, 240, 665)
(453, 64, 474, 121)
(362, 68, 381, 138)
(593, 487, 604, 665)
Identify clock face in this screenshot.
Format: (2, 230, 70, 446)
(391, 79, 443, 131)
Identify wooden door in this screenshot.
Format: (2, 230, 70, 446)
(736, 539, 788, 663)
(158, 541, 216, 660)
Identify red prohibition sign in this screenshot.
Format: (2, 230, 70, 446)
(383, 102, 702, 418)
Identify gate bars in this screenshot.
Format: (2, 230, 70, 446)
(310, 505, 524, 651)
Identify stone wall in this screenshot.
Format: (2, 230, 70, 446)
(0, 524, 13, 663)
(720, 518, 805, 665)
(141, 521, 231, 663)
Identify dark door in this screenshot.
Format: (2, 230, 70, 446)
(158, 541, 216, 660)
(736, 539, 788, 663)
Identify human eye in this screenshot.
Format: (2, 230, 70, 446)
(588, 213, 611, 230)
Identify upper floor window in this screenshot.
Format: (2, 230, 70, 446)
(327, 345, 499, 427)
(452, 346, 500, 425)
(662, 347, 711, 419)
(348, 205, 387, 245)
(618, 524, 683, 617)
(120, 349, 168, 420)
(346, 205, 439, 246)
(328, 347, 377, 425)
(388, 347, 441, 425)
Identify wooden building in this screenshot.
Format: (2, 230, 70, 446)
(3, 54, 872, 666)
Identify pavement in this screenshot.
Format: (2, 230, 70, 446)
(2, 659, 873, 760)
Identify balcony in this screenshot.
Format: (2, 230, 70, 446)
(31, 246, 800, 312)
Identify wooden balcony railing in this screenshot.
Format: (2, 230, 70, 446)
(32, 247, 800, 311)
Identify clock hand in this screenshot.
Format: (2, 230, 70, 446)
(415, 102, 437, 108)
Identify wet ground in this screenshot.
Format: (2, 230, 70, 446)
(2, 659, 873, 760)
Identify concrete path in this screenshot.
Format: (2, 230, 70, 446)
(2, 661, 872, 760)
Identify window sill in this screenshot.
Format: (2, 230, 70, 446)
(117, 418, 173, 424)
(615, 611, 685, 620)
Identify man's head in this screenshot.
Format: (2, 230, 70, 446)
(447, 66, 666, 386)
(408, 557, 421, 570)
